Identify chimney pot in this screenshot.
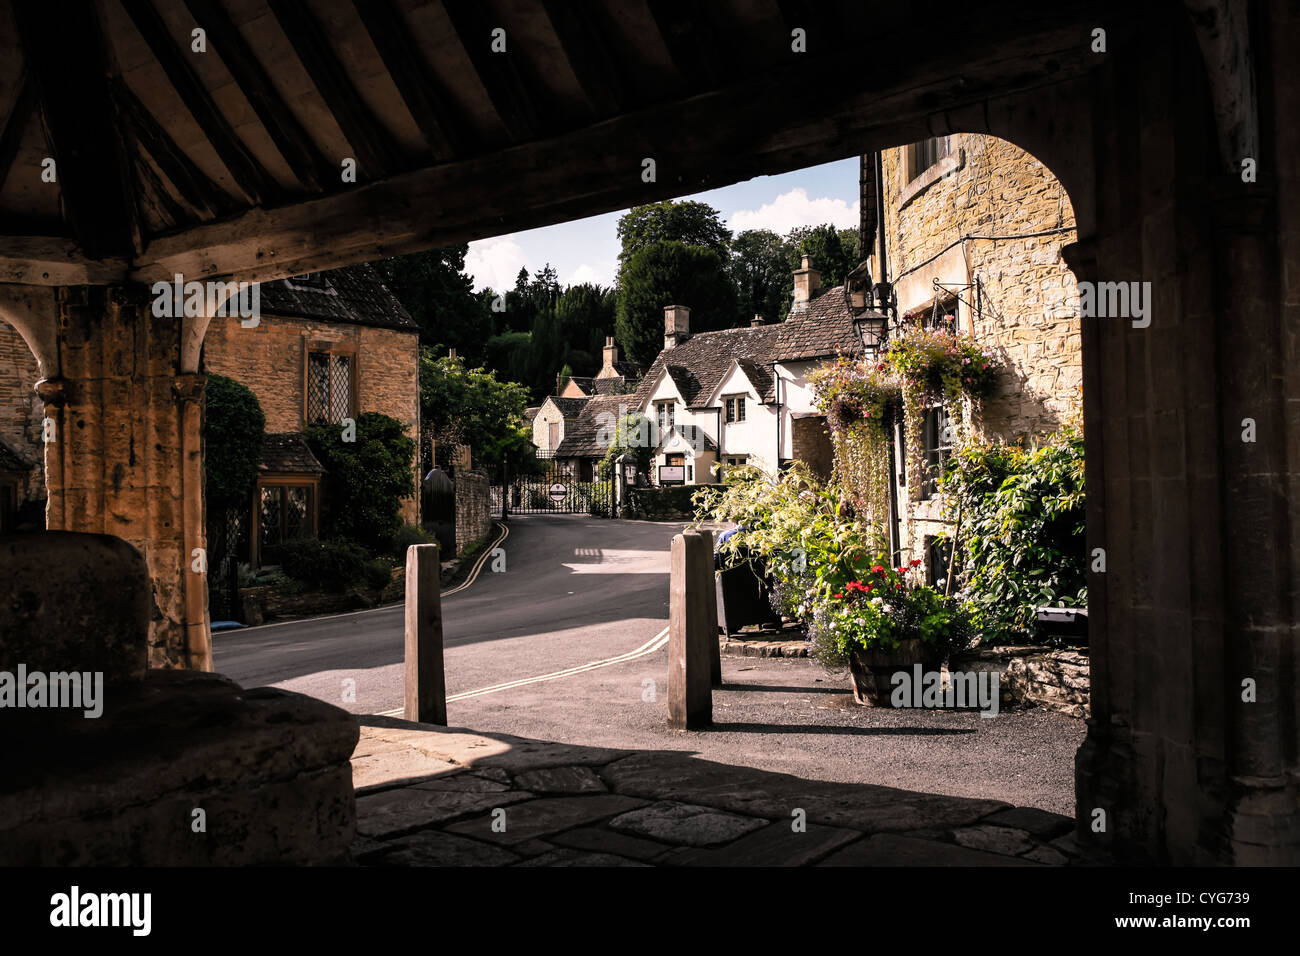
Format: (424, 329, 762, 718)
(751, 314, 764, 327)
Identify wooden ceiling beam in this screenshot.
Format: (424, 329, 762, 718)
(128, 20, 1099, 287)
(183, 0, 336, 193)
(266, 0, 404, 180)
(10, 2, 139, 260)
(645, 0, 728, 93)
(0, 76, 37, 196)
(350, 0, 468, 162)
(540, 0, 629, 117)
(112, 78, 236, 223)
(439, 0, 540, 142)
(121, 0, 278, 207)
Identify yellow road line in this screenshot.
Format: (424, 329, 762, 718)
(442, 520, 509, 598)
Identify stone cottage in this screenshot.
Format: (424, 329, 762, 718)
(202, 264, 421, 565)
(862, 134, 1082, 581)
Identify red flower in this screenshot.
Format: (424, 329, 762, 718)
(833, 592, 844, 600)
(871, 564, 885, 574)
(909, 559, 922, 567)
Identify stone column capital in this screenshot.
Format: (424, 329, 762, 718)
(34, 376, 68, 408)
(172, 372, 207, 404)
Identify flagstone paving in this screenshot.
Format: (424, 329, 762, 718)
(349, 716, 1097, 867)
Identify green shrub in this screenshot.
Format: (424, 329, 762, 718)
(627, 483, 716, 520)
(364, 558, 395, 591)
(265, 538, 372, 591)
(390, 523, 437, 559)
(205, 374, 265, 510)
(940, 425, 1087, 643)
(305, 412, 416, 553)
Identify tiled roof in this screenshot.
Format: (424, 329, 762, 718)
(524, 406, 541, 422)
(563, 377, 597, 396)
(635, 324, 785, 409)
(609, 360, 643, 379)
(553, 394, 629, 458)
(547, 396, 590, 419)
(259, 433, 325, 474)
(257, 263, 419, 333)
(771, 285, 876, 362)
(0, 434, 34, 473)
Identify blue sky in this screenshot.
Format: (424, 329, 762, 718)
(464, 157, 859, 292)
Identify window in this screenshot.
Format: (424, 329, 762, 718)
(655, 401, 675, 434)
(906, 137, 951, 182)
(307, 350, 353, 424)
(725, 456, 748, 467)
(922, 405, 954, 498)
(921, 295, 959, 332)
(259, 485, 313, 552)
(724, 396, 746, 423)
(927, 535, 954, 589)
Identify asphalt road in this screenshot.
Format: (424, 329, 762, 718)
(214, 514, 686, 715)
(215, 514, 1084, 815)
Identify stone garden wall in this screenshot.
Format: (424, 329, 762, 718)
(455, 469, 492, 556)
(952, 646, 1090, 718)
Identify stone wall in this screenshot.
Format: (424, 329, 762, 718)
(454, 469, 491, 556)
(954, 646, 1090, 719)
(876, 135, 1082, 574)
(0, 320, 44, 503)
(790, 415, 833, 481)
(202, 313, 420, 525)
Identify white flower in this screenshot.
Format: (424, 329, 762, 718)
(882, 604, 894, 615)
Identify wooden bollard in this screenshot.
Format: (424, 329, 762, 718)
(695, 528, 722, 688)
(668, 530, 713, 729)
(404, 543, 446, 725)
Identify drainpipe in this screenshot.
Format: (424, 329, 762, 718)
(874, 149, 903, 562)
(771, 362, 782, 470)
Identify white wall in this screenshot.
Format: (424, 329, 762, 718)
(713, 364, 776, 473)
(532, 398, 565, 453)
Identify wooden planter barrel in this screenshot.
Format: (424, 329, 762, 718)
(847, 639, 936, 706)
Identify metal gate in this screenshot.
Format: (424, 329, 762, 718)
(491, 461, 615, 517)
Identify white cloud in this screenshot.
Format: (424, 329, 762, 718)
(569, 262, 616, 288)
(465, 236, 529, 293)
(728, 187, 860, 235)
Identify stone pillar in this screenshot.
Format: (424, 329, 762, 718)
(668, 529, 713, 729)
(38, 285, 210, 669)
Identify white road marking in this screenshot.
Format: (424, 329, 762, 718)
(377, 625, 670, 715)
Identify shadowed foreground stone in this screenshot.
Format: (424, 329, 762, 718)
(0, 670, 359, 865)
(0, 531, 149, 684)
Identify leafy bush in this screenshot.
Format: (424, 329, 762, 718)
(305, 412, 416, 553)
(266, 538, 373, 591)
(940, 426, 1087, 643)
(390, 523, 437, 560)
(625, 483, 716, 521)
(205, 374, 266, 510)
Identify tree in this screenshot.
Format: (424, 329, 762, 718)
(373, 245, 491, 361)
(615, 241, 738, 368)
(305, 412, 416, 553)
(616, 201, 732, 277)
(419, 351, 532, 468)
(205, 374, 265, 511)
(729, 228, 790, 324)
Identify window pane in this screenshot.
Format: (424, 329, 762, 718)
(307, 353, 330, 424)
(284, 487, 310, 539)
(331, 354, 352, 423)
(260, 487, 283, 548)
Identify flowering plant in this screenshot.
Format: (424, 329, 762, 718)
(881, 326, 998, 401)
(809, 556, 975, 664)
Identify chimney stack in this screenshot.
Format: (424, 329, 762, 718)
(448, 348, 458, 360)
(602, 336, 619, 373)
(751, 314, 764, 327)
(664, 305, 691, 349)
(791, 255, 822, 313)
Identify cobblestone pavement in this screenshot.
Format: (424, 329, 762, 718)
(350, 717, 1098, 867)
